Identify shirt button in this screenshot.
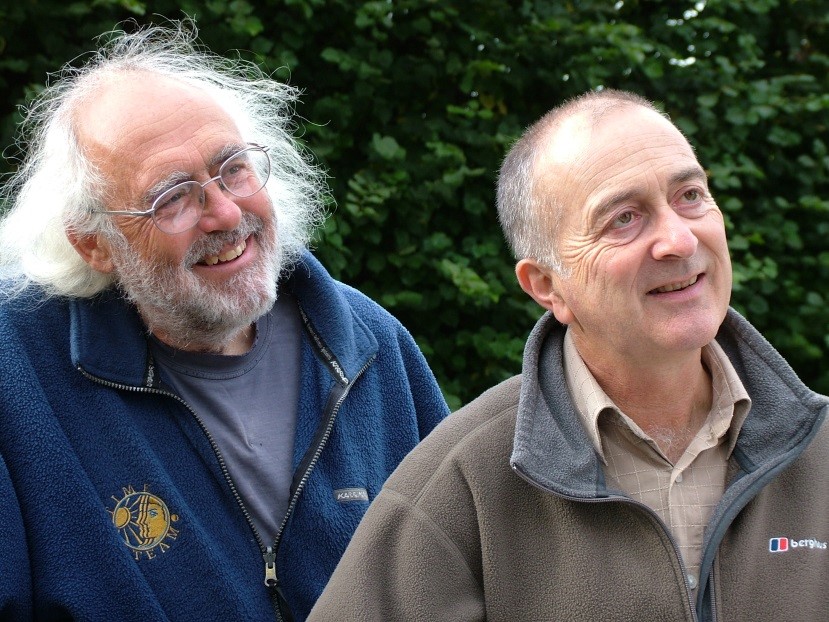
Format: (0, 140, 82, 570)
(687, 574, 698, 590)
(675, 474, 683, 483)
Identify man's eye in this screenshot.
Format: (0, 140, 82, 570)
(162, 191, 187, 207)
(683, 189, 701, 202)
(155, 185, 195, 212)
(222, 157, 250, 179)
(612, 211, 635, 228)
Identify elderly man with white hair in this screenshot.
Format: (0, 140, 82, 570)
(0, 22, 447, 621)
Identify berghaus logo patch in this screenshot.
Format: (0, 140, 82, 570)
(334, 487, 369, 503)
(769, 536, 827, 552)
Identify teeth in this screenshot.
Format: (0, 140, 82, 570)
(653, 275, 698, 293)
(201, 240, 246, 266)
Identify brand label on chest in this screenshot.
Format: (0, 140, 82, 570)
(333, 487, 369, 503)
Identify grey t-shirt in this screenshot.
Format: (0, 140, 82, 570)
(150, 294, 302, 544)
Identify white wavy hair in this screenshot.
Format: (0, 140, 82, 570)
(0, 20, 326, 298)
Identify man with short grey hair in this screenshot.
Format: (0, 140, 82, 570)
(0, 22, 448, 621)
(308, 89, 829, 622)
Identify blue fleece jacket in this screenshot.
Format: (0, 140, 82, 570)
(0, 251, 449, 621)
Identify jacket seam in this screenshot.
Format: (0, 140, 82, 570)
(382, 488, 484, 593)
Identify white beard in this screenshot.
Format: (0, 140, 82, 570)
(108, 211, 284, 352)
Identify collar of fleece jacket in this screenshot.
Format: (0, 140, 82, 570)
(511, 307, 829, 501)
(69, 250, 379, 387)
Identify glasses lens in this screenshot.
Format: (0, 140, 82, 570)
(152, 182, 203, 234)
(219, 147, 271, 198)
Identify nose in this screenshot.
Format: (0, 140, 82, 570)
(650, 209, 698, 260)
(196, 181, 243, 233)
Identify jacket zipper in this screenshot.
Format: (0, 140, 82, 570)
(80, 307, 378, 621)
(77, 365, 273, 609)
(262, 304, 377, 622)
(512, 463, 699, 620)
(264, 357, 374, 621)
(263, 306, 376, 620)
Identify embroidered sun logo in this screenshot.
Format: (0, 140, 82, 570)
(108, 485, 180, 560)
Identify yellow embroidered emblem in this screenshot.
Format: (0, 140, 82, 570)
(108, 485, 180, 560)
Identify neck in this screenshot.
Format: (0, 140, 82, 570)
(574, 337, 713, 462)
(218, 324, 256, 355)
(152, 322, 256, 355)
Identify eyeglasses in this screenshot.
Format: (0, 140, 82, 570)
(96, 144, 271, 234)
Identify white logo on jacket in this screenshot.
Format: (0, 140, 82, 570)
(769, 536, 827, 552)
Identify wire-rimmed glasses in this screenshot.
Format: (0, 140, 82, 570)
(96, 143, 271, 234)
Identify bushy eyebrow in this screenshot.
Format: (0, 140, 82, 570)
(209, 142, 247, 168)
(142, 171, 191, 206)
(140, 143, 248, 206)
(669, 165, 708, 188)
(588, 165, 708, 226)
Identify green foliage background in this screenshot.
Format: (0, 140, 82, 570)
(1, 0, 827, 408)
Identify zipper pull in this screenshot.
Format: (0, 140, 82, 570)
(263, 546, 278, 587)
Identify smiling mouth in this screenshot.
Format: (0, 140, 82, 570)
(200, 240, 246, 266)
(649, 274, 699, 294)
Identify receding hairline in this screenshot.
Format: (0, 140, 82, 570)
(496, 89, 666, 267)
(534, 93, 666, 194)
(67, 73, 202, 208)
(529, 89, 662, 163)
(72, 69, 217, 134)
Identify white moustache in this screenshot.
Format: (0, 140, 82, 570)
(183, 214, 264, 268)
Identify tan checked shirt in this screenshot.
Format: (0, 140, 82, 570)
(562, 329, 751, 594)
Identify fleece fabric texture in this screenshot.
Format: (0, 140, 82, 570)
(308, 308, 829, 622)
(0, 251, 449, 621)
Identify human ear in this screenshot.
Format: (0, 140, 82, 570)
(515, 258, 575, 325)
(65, 228, 115, 274)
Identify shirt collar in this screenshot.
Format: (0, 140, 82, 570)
(563, 327, 752, 462)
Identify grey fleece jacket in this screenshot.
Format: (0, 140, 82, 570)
(308, 309, 829, 622)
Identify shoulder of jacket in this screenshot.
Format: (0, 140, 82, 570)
(382, 375, 522, 498)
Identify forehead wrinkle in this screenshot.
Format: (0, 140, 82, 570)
(588, 160, 707, 216)
(580, 139, 701, 218)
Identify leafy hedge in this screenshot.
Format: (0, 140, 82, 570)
(1, 0, 827, 408)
